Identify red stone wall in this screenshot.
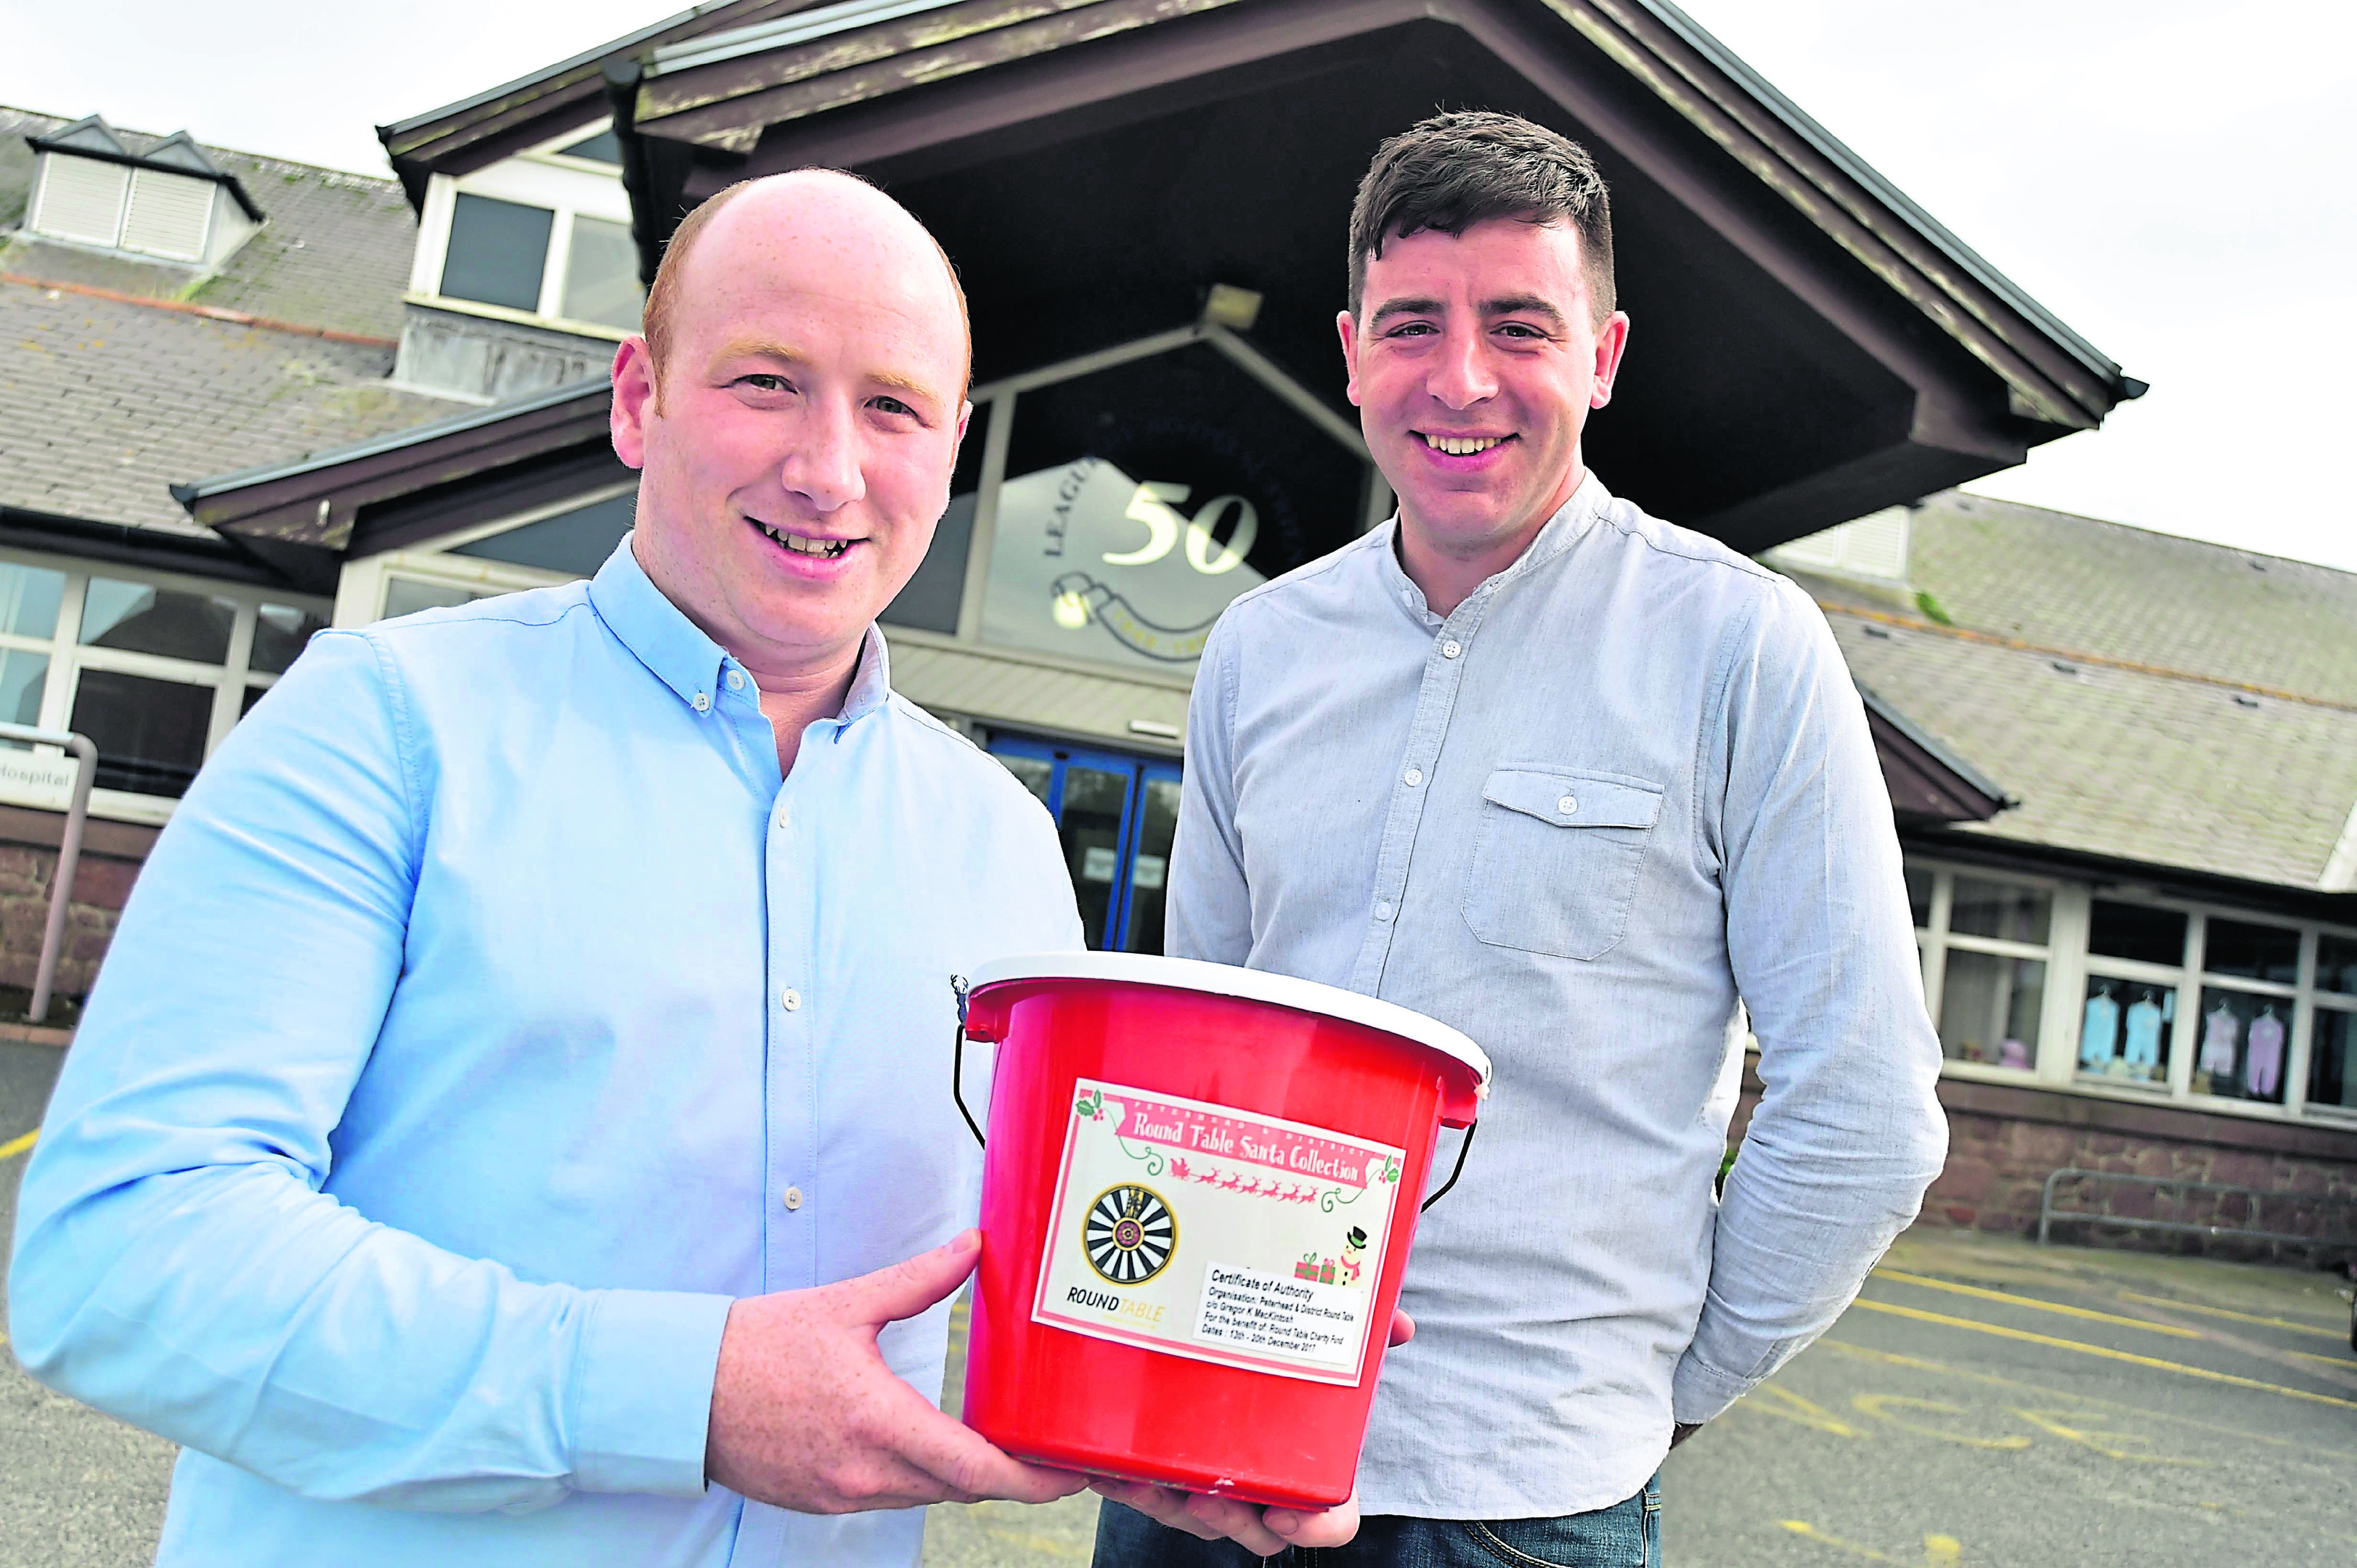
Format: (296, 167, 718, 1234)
(0, 838, 143, 1007)
(1731, 1058, 2357, 1265)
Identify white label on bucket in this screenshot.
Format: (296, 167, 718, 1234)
(1030, 1078, 1404, 1386)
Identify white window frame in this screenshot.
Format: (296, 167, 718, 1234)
(1909, 859, 2075, 1085)
(331, 482, 637, 628)
(407, 121, 640, 341)
(0, 545, 332, 825)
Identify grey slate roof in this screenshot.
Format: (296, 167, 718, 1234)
(1783, 494, 2357, 892)
(1, 277, 458, 534)
(1, 106, 420, 342)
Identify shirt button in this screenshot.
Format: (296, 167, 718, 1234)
(782, 1186, 804, 1212)
(1559, 794, 1578, 815)
(1441, 640, 1462, 659)
(691, 691, 711, 712)
(781, 988, 802, 1012)
(726, 670, 745, 690)
(1403, 767, 1422, 787)
(773, 805, 791, 831)
(1375, 900, 1396, 921)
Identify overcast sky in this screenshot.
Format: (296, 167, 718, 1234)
(8, 0, 2352, 568)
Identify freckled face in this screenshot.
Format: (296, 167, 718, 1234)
(1339, 216, 1629, 563)
(613, 176, 970, 674)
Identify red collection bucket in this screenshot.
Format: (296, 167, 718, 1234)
(952, 953, 1490, 1508)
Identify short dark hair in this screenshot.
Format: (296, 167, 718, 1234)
(1347, 110, 1616, 324)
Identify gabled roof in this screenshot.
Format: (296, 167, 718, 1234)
(1, 106, 421, 341)
(374, 0, 823, 208)
(620, 0, 2138, 436)
(26, 113, 264, 220)
(1791, 494, 2357, 894)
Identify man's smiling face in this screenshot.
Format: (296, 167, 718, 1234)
(1340, 216, 1628, 570)
(612, 173, 969, 679)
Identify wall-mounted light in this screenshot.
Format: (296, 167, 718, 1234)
(1200, 283, 1262, 332)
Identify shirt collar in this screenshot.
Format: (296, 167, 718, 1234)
(588, 534, 893, 729)
(1374, 470, 1610, 628)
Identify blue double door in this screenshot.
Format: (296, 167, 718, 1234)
(987, 735, 1182, 952)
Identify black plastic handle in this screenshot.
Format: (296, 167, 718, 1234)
(950, 974, 985, 1148)
(1421, 1120, 1478, 1213)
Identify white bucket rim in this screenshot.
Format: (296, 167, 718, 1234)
(967, 952, 1491, 1095)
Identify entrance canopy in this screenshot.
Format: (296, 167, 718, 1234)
(607, 0, 2140, 560)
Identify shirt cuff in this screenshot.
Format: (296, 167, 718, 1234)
(571, 1288, 734, 1497)
(1669, 1349, 1756, 1426)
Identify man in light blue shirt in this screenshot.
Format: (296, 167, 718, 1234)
(1099, 113, 1947, 1566)
(10, 172, 1091, 1564)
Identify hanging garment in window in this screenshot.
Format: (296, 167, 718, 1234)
(2123, 996, 2163, 1069)
(2080, 989, 2120, 1069)
(2246, 1008, 2286, 1098)
(2199, 1003, 2241, 1077)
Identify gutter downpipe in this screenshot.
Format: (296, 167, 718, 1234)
(0, 724, 99, 1024)
(602, 58, 664, 291)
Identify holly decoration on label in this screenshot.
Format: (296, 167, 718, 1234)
(1379, 1156, 1401, 1185)
(1075, 1088, 1106, 1122)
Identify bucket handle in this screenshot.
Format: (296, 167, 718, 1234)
(1421, 1121, 1477, 1214)
(950, 974, 986, 1148)
(951, 973, 1479, 1207)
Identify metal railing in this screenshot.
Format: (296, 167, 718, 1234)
(0, 724, 97, 1023)
(2037, 1167, 2351, 1251)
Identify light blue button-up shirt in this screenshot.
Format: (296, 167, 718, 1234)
(9, 540, 1081, 1566)
(1171, 476, 1947, 1519)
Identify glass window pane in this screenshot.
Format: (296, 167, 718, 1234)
(2308, 1008, 2357, 1111)
(441, 193, 553, 314)
(1947, 877, 2050, 945)
(451, 494, 635, 578)
(1904, 865, 1931, 931)
(79, 577, 235, 663)
(0, 561, 65, 638)
(2202, 918, 2300, 984)
(240, 684, 268, 717)
(2077, 978, 2171, 1085)
(68, 669, 213, 797)
(382, 578, 488, 621)
(2088, 900, 2187, 968)
(1059, 765, 1130, 950)
(560, 215, 644, 330)
(2192, 987, 2289, 1104)
(885, 402, 988, 636)
(556, 128, 622, 165)
(1937, 950, 2043, 1068)
(1123, 776, 1182, 956)
(982, 343, 1364, 674)
(0, 648, 47, 728)
(993, 751, 1051, 806)
(2319, 933, 2357, 997)
(248, 604, 327, 676)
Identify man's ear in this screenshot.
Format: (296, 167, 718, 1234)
(1335, 308, 1364, 408)
(1589, 311, 1632, 410)
(611, 338, 656, 469)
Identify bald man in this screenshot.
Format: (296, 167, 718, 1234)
(12, 172, 1093, 1566)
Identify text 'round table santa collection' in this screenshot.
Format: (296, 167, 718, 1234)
(952, 952, 1492, 1508)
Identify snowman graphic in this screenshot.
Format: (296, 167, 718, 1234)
(1338, 1226, 1368, 1287)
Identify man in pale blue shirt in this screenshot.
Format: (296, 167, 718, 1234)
(1099, 113, 1948, 1565)
(10, 171, 1094, 1565)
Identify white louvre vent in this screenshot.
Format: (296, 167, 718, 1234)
(122, 168, 215, 260)
(1770, 507, 1911, 582)
(30, 153, 130, 246)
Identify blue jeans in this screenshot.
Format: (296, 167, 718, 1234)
(1092, 1475, 1661, 1568)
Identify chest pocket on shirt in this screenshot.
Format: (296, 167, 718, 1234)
(1464, 767, 1664, 961)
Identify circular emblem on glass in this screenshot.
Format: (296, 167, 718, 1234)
(1084, 1183, 1176, 1285)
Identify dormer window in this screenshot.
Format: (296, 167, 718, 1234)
(24, 115, 263, 267)
(409, 119, 643, 338)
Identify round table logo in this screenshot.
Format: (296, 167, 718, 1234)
(1084, 1183, 1176, 1284)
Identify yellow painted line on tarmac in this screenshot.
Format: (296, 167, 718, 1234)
(2284, 1345, 2357, 1368)
(1817, 1339, 2357, 1461)
(2114, 1290, 2348, 1341)
(1848, 1298, 2357, 1410)
(0, 1127, 36, 1161)
(1873, 1267, 2201, 1338)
